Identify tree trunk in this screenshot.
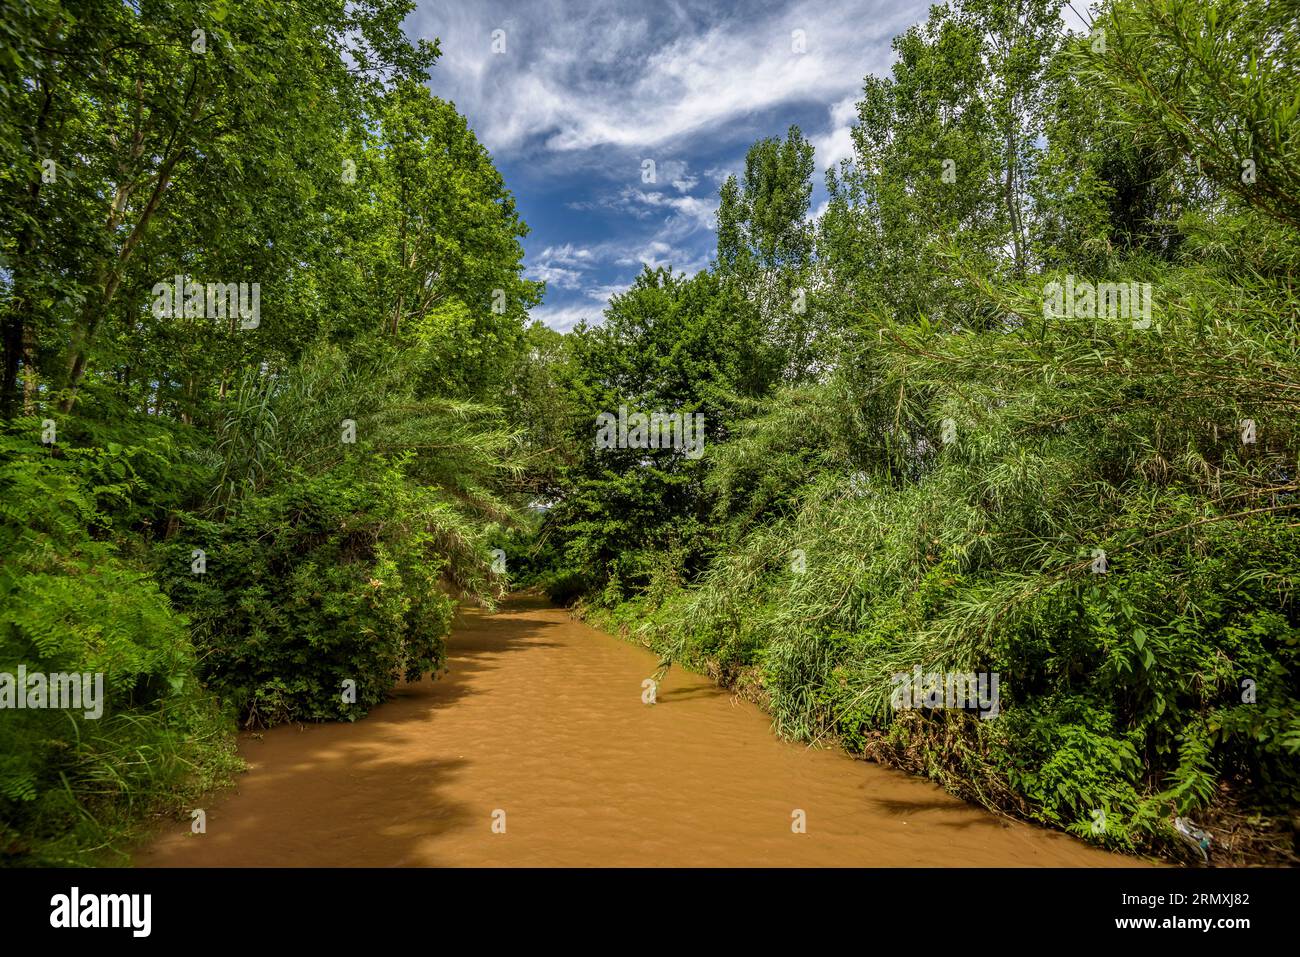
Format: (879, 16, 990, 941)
(2, 82, 55, 419)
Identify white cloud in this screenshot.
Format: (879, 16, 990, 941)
(585, 282, 628, 303)
(811, 94, 859, 170)
(623, 188, 718, 233)
(702, 163, 739, 185)
(530, 303, 602, 332)
(529, 276, 637, 331)
(535, 243, 597, 266)
(563, 181, 719, 237)
(616, 239, 709, 274)
(528, 244, 602, 289)
(526, 264, 583, 288)
(412, 0, 933, 331)
(414, 0, 922, 155)
(617, 239, 676, 268)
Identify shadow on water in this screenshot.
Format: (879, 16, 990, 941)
(137, 594, 1139, 868)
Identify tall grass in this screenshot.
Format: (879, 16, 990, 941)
(607, 255, 1300, 859)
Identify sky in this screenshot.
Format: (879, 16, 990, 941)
(403, 0, 934, 331)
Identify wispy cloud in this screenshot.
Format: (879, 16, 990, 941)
(413, 0, 915, 156)
(530, 303, 603, 332)
(526, 264, 584, 289)
(535, 243, 598, 267)
(409, 0, 930, 329)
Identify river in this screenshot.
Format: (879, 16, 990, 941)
(138, 594, 1132, 867)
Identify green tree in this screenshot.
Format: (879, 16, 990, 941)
(0, 0, 436, 416)
(340, 81, 541, 401)
(716, 126, 817, 377)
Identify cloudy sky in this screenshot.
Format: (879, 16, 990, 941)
(405, 0, 933, 330)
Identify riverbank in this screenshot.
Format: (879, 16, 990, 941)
(576, 592, 1296, 867)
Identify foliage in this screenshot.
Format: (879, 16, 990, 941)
(157, 459, 458, 726)
(0, 430, 239, 866)
(529, 0, 1300, 861)
(3, 0, 1298, 868)
(0, 0, 531, 863)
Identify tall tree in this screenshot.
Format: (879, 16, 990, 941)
(340, 81, 541, 402)
(716, 126, 817, 378)
(828, 0, 1062, 324)
(0, 0, 436, 417)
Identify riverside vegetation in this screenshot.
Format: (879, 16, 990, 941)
(2, 0, 1297, 866)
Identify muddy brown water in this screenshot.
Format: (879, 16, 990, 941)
(138, 594, 1134, 867)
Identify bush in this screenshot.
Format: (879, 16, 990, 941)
(0, 433, 238, 866)
(540, 567, 588, 606)
(157, 458, 457, 726)
(601, 288, 1300, 858)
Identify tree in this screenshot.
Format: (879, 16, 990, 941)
(716, 126, 818, 378)
(339, 81, 541, 402)
(0, 0, 436, 417)
(828, 0, 1062, 324)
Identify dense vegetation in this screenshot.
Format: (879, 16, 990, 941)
(1, 0, 1296, 867)
(517, 0, 1300, 864)
(0, 0, 532, 863)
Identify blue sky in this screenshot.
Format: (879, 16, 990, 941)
(405, 0, 934, 331)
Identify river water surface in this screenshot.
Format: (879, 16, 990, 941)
(139, 594, 1132, 867)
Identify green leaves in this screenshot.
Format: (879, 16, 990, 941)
(1081, 0, 1300, 232)
(0, 0, 522, 865)
(0, 430, 238, 865)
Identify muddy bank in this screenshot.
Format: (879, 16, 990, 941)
(138, 594, 1135, 867)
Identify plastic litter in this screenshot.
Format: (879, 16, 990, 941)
(1173, 816, 1212, 863)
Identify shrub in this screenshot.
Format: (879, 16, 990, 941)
(606, 287, 1300, 858)
(157, 458, 457, 726)
(0, 432, 238, 865)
